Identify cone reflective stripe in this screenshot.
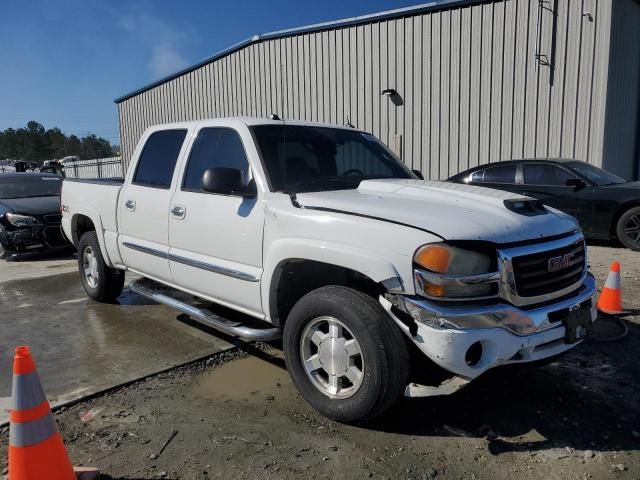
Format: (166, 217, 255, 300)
(10, 414, 57, 447)
(8, 346, 75, 480)
(11, 370, 47, 411)
(597, 261, 624, 315)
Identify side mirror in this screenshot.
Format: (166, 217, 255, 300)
(412, 169, 424, 180)
(202, 167, 256, 198)
(565, 178, 586, 191)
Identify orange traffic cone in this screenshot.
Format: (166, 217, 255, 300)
(8, 346, 75, 480)
(597, 261, 625, 315)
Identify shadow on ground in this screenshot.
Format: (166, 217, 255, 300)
(363, 317, 640, 455)
(4, 247, 76, 262)
(180, 312, 639, 456)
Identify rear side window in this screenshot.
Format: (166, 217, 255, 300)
(523, 164, 572, 186)
(133, 130, 187, 189)
(182, 128, 250, 191)
(476, 165, 516, 184)
(470, 170, 484, 182)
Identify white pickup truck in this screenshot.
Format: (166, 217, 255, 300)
(62, 117, 597, 422)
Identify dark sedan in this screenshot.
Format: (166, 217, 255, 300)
(449, 159, 640, 251)
(0, 173, 71, 258)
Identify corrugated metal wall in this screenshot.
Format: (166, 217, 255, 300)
(118, 0, 618, 180)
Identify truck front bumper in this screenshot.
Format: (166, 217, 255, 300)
(383, 273, 597, 381)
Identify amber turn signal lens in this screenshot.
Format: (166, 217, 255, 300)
(414, 245, 451, 273)
(423, 284, 446, 297)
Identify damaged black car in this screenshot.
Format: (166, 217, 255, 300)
(0, 173, 72, 259)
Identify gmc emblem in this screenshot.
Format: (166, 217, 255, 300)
(547, 250, 581, 272)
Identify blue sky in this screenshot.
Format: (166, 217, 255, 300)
(0, 0, 421, 146)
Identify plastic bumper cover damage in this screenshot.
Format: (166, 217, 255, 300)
(382, 273, 597, 396)
(0, 224, 67, 251)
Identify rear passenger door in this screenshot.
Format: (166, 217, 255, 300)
(118, 129, 188, 283)
(168, 125, 264, 316)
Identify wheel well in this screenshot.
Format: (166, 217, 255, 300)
(610, 202, 640, 237)
(72, 214, 96, 246)
(269, 259, 385, 326)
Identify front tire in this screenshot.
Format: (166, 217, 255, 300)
(616, 206, 640, 251)
(78, 231, 125, 302)
(283, 286, 409, 423)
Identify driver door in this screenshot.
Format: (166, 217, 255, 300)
(168, 124, 264, 316)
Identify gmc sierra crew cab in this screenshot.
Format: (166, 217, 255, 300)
(61, 117, 597, 422)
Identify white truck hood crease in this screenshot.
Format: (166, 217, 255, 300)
(295, 179, 579, 244)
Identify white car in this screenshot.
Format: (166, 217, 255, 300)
(61, 117, 597, 422)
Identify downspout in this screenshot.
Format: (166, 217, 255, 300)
(634, 55, 640, 181)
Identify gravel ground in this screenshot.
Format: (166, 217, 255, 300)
(1, 243, 638, 480)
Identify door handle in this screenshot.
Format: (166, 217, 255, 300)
(125, 199, 136, 211)
(171, 206, 186, 219)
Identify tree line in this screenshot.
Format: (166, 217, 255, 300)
(0, 121, 119, 164)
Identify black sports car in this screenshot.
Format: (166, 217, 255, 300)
(449, 159, 640, 251)
(0, 173, 71, 259)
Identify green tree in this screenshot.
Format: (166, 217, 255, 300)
(0, 121, 117, 161)
(46, 127, 67, 159)
(22, 121, 51, 164)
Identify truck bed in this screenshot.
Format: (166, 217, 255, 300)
(61, 177, 123, 247)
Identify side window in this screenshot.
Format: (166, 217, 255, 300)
(523, 164, 572, 186)
(182, 128, 250, 192)
(480, 165, 517, 184)
(133, 130, 187, 189)
(470, 170, 484, 183)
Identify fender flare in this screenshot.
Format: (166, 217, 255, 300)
(70, 209, 113, 267)
(262, 238, 403, 321)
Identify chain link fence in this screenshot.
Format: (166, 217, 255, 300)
(1, 157, 123, 179)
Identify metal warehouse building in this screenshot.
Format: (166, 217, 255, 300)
(115, 0, 640, 180)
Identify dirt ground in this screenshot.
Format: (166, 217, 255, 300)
(1, 243, 639, 480)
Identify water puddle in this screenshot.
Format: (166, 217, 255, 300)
(193, 352, 294, 403)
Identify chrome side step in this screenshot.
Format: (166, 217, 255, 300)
(128, 278, 282, 342)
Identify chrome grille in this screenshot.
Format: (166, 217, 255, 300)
(511, 239, 586, 297)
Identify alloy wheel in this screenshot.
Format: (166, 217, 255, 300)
(300, 316, 365, 399)
(623, 213, 640, 248)
(83, 246, 99, 289)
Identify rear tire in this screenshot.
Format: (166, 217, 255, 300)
(616, 206, 640, 251)
(283, 286, 409, 423)
(78, 231, 125, 302)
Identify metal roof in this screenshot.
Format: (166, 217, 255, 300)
(114, 0, 479, 103)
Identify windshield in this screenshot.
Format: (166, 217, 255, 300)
(0, 176, 62, 199)
(568, 162, 626, 186)
(252, 125, 414, 193)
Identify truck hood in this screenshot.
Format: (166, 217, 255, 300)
(296, 179, 579, 243)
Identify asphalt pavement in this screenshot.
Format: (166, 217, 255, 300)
(0, 268, 236, 426)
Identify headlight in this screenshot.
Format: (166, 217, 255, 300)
(5, 213, 41, 227)
(413, 243, 499, 300)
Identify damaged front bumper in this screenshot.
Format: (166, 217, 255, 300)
(0, 222, 69, 253)
(382, 273, 597, 396)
